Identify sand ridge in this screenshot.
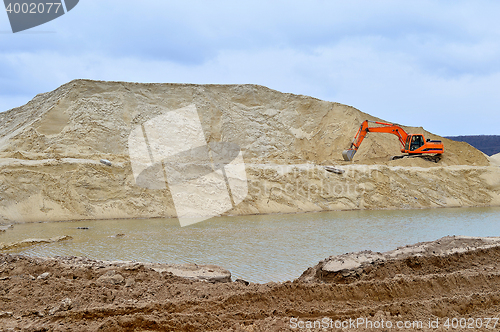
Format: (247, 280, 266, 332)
(489, 152, 500, 166)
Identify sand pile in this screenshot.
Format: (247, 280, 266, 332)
(0, 80, 499, 223)
(489, 152, 500, 166)
(2, 236, 500, 331)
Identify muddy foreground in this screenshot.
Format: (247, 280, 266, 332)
(1, 236, 500, 331)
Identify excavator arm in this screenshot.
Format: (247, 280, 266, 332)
(343, 120, 409, 161)
(348, 120, 408, 149)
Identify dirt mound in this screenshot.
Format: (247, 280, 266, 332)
(2, 236, 500, 331)
(298, 236, 500, 284)
(0, 80, 498, 223)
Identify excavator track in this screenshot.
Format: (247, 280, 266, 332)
(390, 154, 441, 163)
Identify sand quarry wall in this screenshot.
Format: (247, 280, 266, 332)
(0, 80, 499, 223)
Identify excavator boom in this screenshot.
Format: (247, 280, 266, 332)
(342, 120, 444, 161)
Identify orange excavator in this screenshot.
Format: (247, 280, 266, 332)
(342, 120, 444, 162)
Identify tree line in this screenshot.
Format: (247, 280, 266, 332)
(445, 136, 500, 156)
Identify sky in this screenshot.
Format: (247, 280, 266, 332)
(1, 0, 499, 136)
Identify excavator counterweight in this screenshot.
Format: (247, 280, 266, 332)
(342, 120, 444, 161)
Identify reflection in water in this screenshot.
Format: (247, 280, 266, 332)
(1, 207, 500, 283)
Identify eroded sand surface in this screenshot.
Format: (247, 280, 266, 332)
(2, 236, 500, 331)
(0, 80, 499, 223)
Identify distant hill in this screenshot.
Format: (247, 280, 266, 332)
(445, 136, 500, 156)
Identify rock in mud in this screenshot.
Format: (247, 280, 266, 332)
(37, 272, 50, 280)
(148, 263, 232, 283)
(235, 278, 250, 286)
(97, 270, 125, 285)
(49, 298, 72, 315)
(124, 278, 135, 287)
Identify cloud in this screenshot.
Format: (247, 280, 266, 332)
(1, 0, 500, 135)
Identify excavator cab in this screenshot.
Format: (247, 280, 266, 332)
(402, 134, 443, 155)
(405, 135, 425, 152)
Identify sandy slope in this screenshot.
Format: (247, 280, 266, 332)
(489, 152, 500, 166)
(2, 236, 500, 331)
(0, 80, 499, 223)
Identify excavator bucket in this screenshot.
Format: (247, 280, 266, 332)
(342, 149, 356, 161)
